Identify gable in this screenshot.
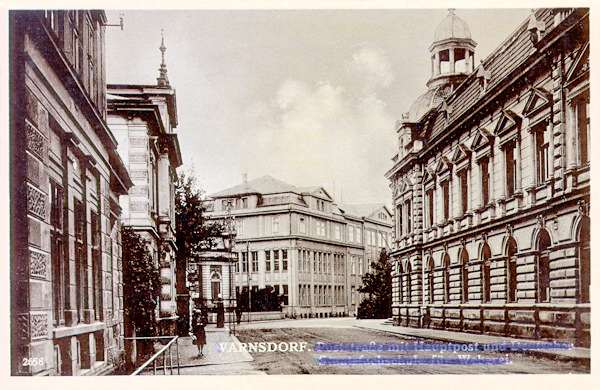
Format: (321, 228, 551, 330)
(451, 143, 471, 164)
(435, 156, 451, 175)
(566, 42, 589, 84)
(522, 88, 551, 117)
(471, 128, 492, 151)
(494, 110, 521, 136)
(423, 167, 435, 183)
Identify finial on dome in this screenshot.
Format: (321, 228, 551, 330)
(448, 8, 456, 14)
(157, 29, 170, 87)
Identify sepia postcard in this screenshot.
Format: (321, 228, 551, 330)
(2, 1, 597, 389)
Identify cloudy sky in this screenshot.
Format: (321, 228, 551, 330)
(105, 6, 531, 205)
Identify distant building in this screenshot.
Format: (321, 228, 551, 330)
(205, 176, 392, 318)
(10, 11, 132, 375)
(107, 34, 183, 336)
(386, 9, 589, 346)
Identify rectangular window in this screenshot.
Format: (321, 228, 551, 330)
(480, 157, 490, 206)
(273, 250, 280, 271)
(242, 197, 248, 208)
(441, 180, 450, 221)
(397, 204, 403, 236)
(50, 181, 65, 325)
(575, 96, 590, 165)
(356, 227, 361, 244)
(505, 141, 516, 196)
(91, 211, 102, 321)
(251, 251, 258, 272)
(426, 188, 434, 228)
(334, 224, 341, 240)
(358, 257, 363, 275)
(348, 225, 354, 243)
(282, 285, 289, 305)
(74, 199, 85, 323)
(282, 250, 288, 271)
(241, 252, 248, 273)
(265, 250, 271, 272)
(236, 219, 244, 236)
(405, 199, 412, 233)
(299, 217, 306, 234)
(459, 170, 469, 214)
(272, 216, 280, 234)
(534, 123, 549, 184)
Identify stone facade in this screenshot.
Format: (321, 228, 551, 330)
(107, 75, 182, 336)
(205, 176, 393, 318)
(10, 11, 132, 375)
(386, 8, 589, 347)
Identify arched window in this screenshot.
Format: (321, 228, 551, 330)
(427, 258, 435, 304)
(406, 262, 412, 304)
(397, 262, 404, 304)
(579, 217, 590, 303)
(506, 238, 518, 303)
(211, 272, 222, 301)
(443, 253, 451, 303)
(460, 249, 469, 303)
(537, 230, 551, 302)
(481, 243, 492, 303)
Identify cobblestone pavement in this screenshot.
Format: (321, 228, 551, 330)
(235, 325, 588, 374)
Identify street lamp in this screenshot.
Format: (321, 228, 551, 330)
(246, 241, 251, 323)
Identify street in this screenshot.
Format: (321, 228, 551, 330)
(233, 318, 588, 375)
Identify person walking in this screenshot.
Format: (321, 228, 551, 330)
(190, 313, 207, 357)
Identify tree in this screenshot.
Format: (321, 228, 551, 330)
(174, 170, 223, 334)
(175, 170, 223, 261)
(357, 249, 392, 319)
(121, 226, 160, 337)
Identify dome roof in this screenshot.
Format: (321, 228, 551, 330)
(407, 85, 452, 123)
(434, 9, 472, 42)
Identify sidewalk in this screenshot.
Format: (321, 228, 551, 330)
(143, 324, 264, 375)
(352, 319, 590, 362)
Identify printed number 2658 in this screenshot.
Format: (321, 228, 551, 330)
(22, 358, 44, 366)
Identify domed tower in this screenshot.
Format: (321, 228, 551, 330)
(427, 9, 477, 89)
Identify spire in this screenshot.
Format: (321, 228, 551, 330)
(157, 29, 170, 87)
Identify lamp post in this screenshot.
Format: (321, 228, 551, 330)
(247, 241, 251, 323)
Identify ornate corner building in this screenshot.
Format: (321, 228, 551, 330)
(107, 35, 183, 336)
(10, 11, 133, 375)
(386, 9, 589, 347)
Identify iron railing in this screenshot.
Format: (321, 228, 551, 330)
(127, 336, 180, 375)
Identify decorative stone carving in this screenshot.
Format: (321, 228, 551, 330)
(129, 137, 147, 147)
(26, 89, 39, 125)
(29, 250, 48, 279)
(129, 185, 149, 197)
(129, 153, 147, 163)
(26, 122, 45, 160)
(30, 314, 48, 339)
(17, 314, 29, 341)
(129, 170, 148, 179)
(27, 185, 46, 220)
(104, 197, 111, 216)
(130, 202, 148, 213)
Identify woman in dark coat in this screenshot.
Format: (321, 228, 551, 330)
(191, 314, 207, 357)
